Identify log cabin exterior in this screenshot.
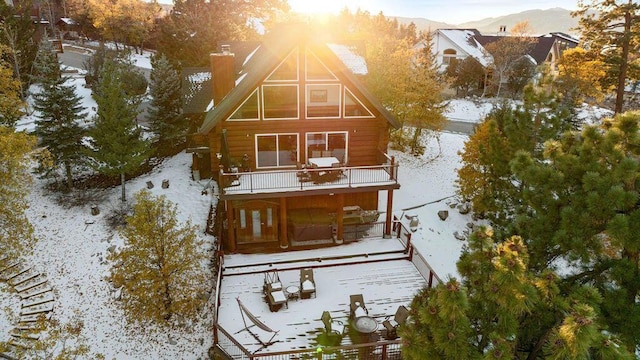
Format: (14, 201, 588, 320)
(187, 25, 401, 253)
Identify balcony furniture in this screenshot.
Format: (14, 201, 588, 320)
(285, 285, 300, 301)
(321, 311, 347, 336)
(264, 270, 287, 312)
(299, 268, 316, 299)
(349, 294, 368, 320)
(382, 305, 410, 340)
(353, 315, 378, 334)
(236, 298, 279, 349)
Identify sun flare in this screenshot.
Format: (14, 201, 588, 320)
(288, 0, 350, 15)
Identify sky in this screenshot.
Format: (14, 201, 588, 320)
(286, 0, 580, 24)
(154, 0, 581, 25)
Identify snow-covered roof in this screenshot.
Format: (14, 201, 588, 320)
(328, 43, 368, 75)
(57, 17, 77, 25)
(438, 29, 492, 67)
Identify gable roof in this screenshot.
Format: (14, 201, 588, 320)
(436, 29, 491, 67)
(197, 24, 400, 135)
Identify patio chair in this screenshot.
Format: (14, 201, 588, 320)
(299, 268, 316, 299)
(321, 311, 346, 336)
(312, 150, 322, 158)
(296, 162, 312, 182)
(264, 270, 287, 312)
(349, 294, 368, 319)
(382, 305, 410, 340)
(321, 150, 332, 157)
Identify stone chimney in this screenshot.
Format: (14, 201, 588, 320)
(211, 44, 235, 107)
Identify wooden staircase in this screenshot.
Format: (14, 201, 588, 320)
(0, 256, 55, 360)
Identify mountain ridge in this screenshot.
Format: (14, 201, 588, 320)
(392, 8, 580, 36)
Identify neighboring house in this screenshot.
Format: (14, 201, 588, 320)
(430, 28, 579, 72)
(55, 17, 79, 40)
(187, 24, 401, 253)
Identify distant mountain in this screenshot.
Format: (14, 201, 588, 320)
(393, 8, 581, 36)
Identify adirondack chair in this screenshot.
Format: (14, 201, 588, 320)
(299, 268, 316, 299)
(349, 294, 368, 319)
(321, 311, 346, 336)
(264, 269, 287, 312)
(382, 305, 410, 339)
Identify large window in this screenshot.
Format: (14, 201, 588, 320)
(266, 49, 298, 81)
(306, 50, 337, 81)
(306, 84, 340, 118)
(256, 133, 298, 168)
(306, 132, 347, 163)
(262, 85, 299, 120)
(228, 89, 259, 121)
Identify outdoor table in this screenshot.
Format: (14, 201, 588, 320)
(353, 316, 378, 334)
(308, 157, 340, 168)
(285, 285, 300, 300)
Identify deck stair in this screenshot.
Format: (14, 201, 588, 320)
(1, 258, 56, 355)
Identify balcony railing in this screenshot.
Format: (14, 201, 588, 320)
(219, 163, 399, 197)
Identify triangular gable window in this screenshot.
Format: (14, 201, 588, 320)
(266, 48, 298, 82)
(306, 49, 338, 81)
(228, 88, 259, 121)
(343, 87, 374, 118)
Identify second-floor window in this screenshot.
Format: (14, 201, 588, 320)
(256, 133, 299, 168)
(262, 85, 299, 120)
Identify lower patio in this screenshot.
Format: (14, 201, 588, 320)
(213, 229, 439, 359)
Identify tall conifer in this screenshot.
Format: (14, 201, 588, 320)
(146, 54, 185, 153)
(86, 60, 150, 202)
(32, 37, 87, 190)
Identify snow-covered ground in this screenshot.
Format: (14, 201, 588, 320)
(3, 45, 616, 358)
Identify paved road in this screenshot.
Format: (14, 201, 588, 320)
(59, 44, 152, 126)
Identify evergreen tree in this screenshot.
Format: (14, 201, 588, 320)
(146, 54, 185, 153)
(0, 44, 24, 127)
(457, 80, 572, 230)
(108, 190, 209, 323)
(510, 111, 640, 352)
(573, 0, 640, 114)
(155, 0, 288, 67)
(402, 229, 633, 359)
(86, 60, 150, 202)
(0, 126, 36, 261)
(32, 37, 87, 190)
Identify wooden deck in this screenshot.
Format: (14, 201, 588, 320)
(216, 259, 426, 354)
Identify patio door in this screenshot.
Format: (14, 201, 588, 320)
(235, 201, 278, 244)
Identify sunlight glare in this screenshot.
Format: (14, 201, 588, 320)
(288, 0, 350, 15)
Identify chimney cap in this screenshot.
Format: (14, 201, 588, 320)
(221, 44, 231, 54)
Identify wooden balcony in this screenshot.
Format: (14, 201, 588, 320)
(218, 163, 400, 200)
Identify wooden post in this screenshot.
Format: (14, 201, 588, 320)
(336, 194, 344, 242)
(385, 189, 394, 238)
(279, 198, 288, 249)
(226, 201, 236, 252)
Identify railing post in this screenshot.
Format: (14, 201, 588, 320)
(382, 343, 388, 360)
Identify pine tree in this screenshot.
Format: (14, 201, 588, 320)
(0, 44, 25, 127)
(146, 54, 185, 153)
(0, 127, 36, 261)
(108, 190, 209, 323)
(32, 37, 87, 190)
(510, 111, 640, 352)
(86, 60, 150, 202)
(573, 0, 640, 114)
(402, 229, 633, 359)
